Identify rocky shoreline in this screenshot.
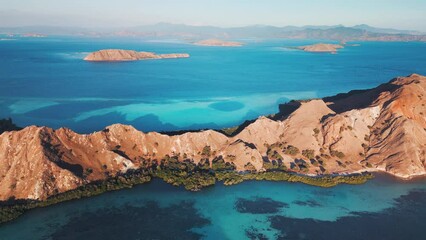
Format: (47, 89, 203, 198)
(84, 49, 190, 61)
(296, 43, 344, 53)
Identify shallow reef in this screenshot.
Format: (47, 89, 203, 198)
(268, 190, 426, 240)
(48, 200, 209, 240)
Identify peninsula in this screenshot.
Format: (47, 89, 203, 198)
(84, 49, 190, 61)
(297, 43, 344, 53)
(0, 74, 425, 223)
(194, 39, 244, 47)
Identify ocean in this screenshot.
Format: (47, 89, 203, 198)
(1, 37, 425, 133)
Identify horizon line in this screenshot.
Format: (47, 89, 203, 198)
(0, 22, 423, 33)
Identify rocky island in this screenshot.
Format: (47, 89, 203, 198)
(21, 33, 46, 38)
(84, 49, 190, 61)
(0, 74, 425, 223)
(297, 43, 344, 53)
(194, 39, 244, 47)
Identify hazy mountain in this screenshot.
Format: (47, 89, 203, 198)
(115, 23, 426, 41)
(0, 25, 91, 35)
(353, 24, 424, 35)
(1, 23, 425, 41)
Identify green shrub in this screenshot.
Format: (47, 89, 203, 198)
(284, 145, 300, 156)
(244, 162, 257, 172)
(267, 150, 283, 161)
(313, 128, 320, 135)
(201, 146, 211, 157)
(197, 158, 210, 170)
(212, 156, 235, 171)
(310, 159, 319, 167)
(263, 159, 287, 171)
(330, 150, 345, 159)
(302, 149, 315, 159)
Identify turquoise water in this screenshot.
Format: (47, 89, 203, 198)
(0, 38, 425, 133)
(0, 175, 425, 239)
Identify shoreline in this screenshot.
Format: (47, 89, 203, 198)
(4, 164, 424, 226)
(0, 166, 373, 225)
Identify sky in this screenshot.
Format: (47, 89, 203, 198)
(0, 0, 425, 31)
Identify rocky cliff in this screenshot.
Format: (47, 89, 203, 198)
(0, 74, 425, 201)
(84, 49, 189, 61)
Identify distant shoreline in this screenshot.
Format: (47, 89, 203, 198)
(2, 23, 426, 42)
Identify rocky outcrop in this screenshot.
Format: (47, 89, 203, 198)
(21, 33, 46, 38)
(297, 43, 344, 53)
(84, 49, 189, 61)
(194, 39, 243, 47)
(0, 74, 425, 200)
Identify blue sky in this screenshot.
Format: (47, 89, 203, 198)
(0, 0, 425, 31)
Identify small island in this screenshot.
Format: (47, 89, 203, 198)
(296, 43, 344, 53)
(21, 33, 46, 38)
(84, 49, 190, 62)
(194, 39, 244, 47)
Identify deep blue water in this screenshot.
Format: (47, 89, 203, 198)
(0, 37, 425, 133)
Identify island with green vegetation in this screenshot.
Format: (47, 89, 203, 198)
(0, 73, 425, 225)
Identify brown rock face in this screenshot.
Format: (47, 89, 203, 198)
(297, 43, 344, 53)
(0, 74, 425, 201)
(194, 39, 243, 47)
(84, 49, 189, 61)
(363, 74, 426, 177)
(0, 127, 83, 200)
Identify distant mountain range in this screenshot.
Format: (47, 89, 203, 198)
(1, 23, 425, 42)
